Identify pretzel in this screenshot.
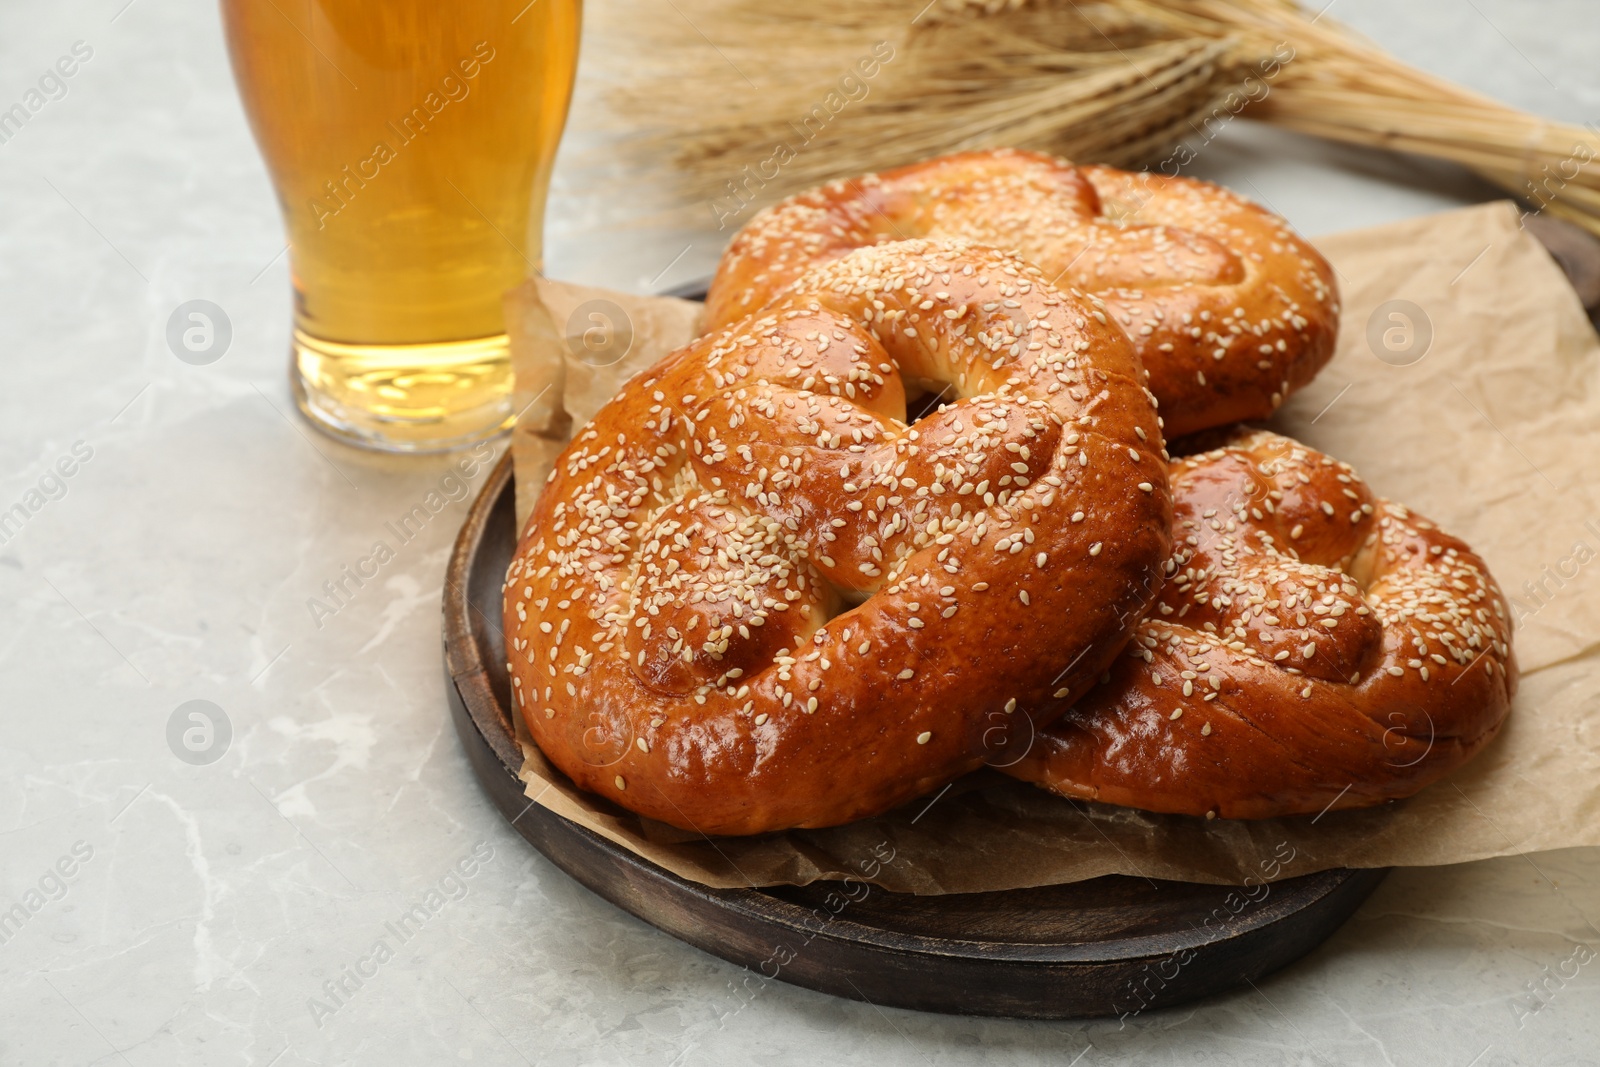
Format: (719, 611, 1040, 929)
(1004, 429, 1517, 819)
(706, 149, 1339, 439)
(504, 239, 1173, 835)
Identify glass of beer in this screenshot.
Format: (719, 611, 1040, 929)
(221, 0, 581, 452)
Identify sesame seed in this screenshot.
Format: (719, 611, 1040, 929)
(614, 776, 626, 790)
(916, 731, 932, 745)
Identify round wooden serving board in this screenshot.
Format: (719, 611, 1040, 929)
(445, 224, 1600, 1019)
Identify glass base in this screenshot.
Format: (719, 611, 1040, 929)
(291, 329, 514, 454)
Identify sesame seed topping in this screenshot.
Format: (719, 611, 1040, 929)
(1002, 426, 1514, 819)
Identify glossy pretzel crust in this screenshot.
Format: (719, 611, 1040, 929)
(1004, 429, 1517, 819)
(504, 240, 1172, 835)
(707, 149, 1340, 439)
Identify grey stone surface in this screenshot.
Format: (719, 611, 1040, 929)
(1, 1, 1597, 1064)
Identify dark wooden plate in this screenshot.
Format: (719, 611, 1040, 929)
(445, 222, 1600, 1019)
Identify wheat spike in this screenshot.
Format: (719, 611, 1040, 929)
(588, 0, 1600, 236)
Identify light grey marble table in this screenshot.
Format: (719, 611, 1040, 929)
(2, 1, 1598, 1064)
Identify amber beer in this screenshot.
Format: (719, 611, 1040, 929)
(221, 0, 580, 451)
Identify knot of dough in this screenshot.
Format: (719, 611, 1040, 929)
(706, 149, 1340, 439)
(505, 239, 1173, 835)
(1005, 429, 1517, 819)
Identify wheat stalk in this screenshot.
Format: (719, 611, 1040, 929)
(589, 0, 1600, 236)
(1112, 0, 1600, 234)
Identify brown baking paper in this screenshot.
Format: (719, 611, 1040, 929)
(501, 201, 1600, 892)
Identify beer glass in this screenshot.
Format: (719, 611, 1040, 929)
(221, 0, 581, 452)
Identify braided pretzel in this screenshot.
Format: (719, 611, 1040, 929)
(1004, 429, 1517, 819)
(504, 239, 1173, 835)
(706, 149, 1339, 439)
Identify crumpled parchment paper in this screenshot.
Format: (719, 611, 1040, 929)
(498, 201, 1600, 892)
